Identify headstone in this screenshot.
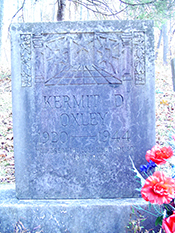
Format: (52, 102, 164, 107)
(171, 58, 175, 91)
(11, 20, 155, 199)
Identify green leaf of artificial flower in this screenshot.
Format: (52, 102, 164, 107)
(155, 215, 163, 226)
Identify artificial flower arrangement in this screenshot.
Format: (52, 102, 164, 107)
(131, 144, 175, 233)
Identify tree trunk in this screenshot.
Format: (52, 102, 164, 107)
(162, 22, 169, 65)
(0, 0, 4, 59)
(57, 0, 66, 21)
(155, 29, 162, 60)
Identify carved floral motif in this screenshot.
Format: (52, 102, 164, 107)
(20, 34, 32, 87)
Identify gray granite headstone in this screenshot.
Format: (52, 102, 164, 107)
(11, 20, 155, 199)
(171, 58, 175, 91)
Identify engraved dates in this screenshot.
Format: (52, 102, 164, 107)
(34, 128, 131, 151)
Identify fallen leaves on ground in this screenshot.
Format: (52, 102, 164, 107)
(0, 72, 15, 183)
(155, 59, 175, 146)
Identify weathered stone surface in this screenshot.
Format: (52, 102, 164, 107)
(171, 58, 175, 91)
(0, 185, 159, 233)
(11, 20, 155, 199)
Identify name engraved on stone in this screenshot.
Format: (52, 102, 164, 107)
(115, 94, 124, 107)
(57, 112, 108, 127)
(44, 95, 100, 109)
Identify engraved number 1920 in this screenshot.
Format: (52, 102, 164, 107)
(40, 131, 68, 144)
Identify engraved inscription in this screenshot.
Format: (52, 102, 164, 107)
(32, 93, 131, 154)
(20, 34, 32, 87)
(115, 94, 124, 107)
(40, 111, 108, 127)
(43, 94, 100, 109)
(34, 128, 131, 152)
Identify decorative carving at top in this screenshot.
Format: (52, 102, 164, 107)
(20, 31, 146, 87)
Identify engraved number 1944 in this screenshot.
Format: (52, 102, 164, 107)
(98, 129, 130, 142)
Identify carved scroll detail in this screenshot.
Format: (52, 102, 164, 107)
(133, 32, 145, 85)
(121, 33, 133, 81)
(20, 34, 32, 87)
(32, 35, 45, 83)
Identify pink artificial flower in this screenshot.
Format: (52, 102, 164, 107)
(162, 211, 175, 233)
(146, 145, 173, 165)
(141, 171, 175, 204)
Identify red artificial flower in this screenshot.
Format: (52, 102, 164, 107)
(141, 171, 175, 204)
(162, 211, 175, 233)
(146, 145, 173, 165)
